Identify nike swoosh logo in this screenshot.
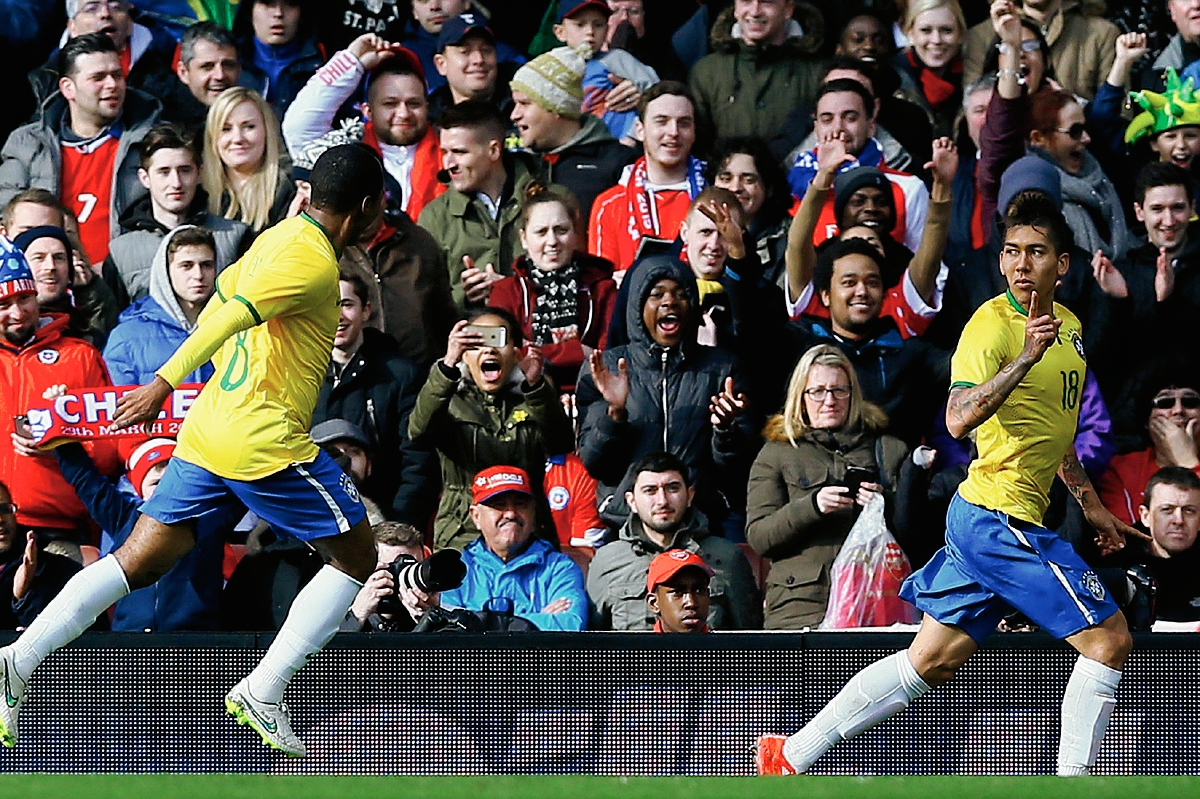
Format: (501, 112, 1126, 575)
(3, 663, 18, 709)
(244, 700, 278, 734)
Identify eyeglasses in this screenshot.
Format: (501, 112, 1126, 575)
(0, 503, 17, 515)
(804, 387, 851, 402)
(79, 0, 130, 14)
(996, 39, 1042, 54)
(1055, 123, 1088, 140)
(1153, 394, 1200, 409)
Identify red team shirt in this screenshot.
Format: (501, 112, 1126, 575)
(60, 134, 119, 265)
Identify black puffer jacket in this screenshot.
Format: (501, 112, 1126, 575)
(312, 328, 435, 528)
(576, 256, 755, 528)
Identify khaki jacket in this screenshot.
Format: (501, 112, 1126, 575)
(746, 416, 908, 630)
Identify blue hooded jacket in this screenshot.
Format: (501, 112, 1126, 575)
(103, 226, 215, 386)
(440, 537, 586, 631)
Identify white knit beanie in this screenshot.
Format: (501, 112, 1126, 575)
(510, 45, 589, 119)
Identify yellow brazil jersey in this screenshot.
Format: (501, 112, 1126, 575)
(952, 291, 1087, 525)
(173, 215, 340, 480)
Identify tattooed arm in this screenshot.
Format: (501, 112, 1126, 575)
(946, 289, 1061, 439)
(1059, 447, 1152, 555)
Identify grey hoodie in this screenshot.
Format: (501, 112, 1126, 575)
(148, 225, 207, 333)
(585, 507, 761, 631)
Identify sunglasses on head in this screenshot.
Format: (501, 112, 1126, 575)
(1055, 123, 1088, 140)
(1153, 394, 1200, 409)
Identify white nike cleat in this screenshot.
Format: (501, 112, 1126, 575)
(0, 646, 28, 749)
(224, 680, 306, 758)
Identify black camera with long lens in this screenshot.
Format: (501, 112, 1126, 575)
(377, 549, 467, 620)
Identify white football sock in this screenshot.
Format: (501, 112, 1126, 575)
(8, 555, 130, 677)
(1057, 656, 1121, 777)
(782, 651, 931, 773)
(245, 564, 362, 704)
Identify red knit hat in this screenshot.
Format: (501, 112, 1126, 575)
(127, 438, 176, 498)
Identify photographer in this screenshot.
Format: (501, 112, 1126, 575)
(343, 522, 435, 632)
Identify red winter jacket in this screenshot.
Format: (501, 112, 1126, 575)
(490, 253, 618, 390)
(0, 314, 120, 533)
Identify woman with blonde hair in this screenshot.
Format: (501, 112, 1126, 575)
(202, 87, 295, 234)
(893, 0, 967, 137)
(746, 344, 910, 629)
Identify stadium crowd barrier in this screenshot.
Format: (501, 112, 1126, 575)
(0, 631, 1195, 775)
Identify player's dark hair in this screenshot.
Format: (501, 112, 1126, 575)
(2, 189, 65, 230)
(1135, 161, 1196, 207)
(1001, 191, 1074, 256)
(1144, 467, 1200, 508)
(59, 32, 120, 79)
(308, 144, 385, 216)
(636, 80, 695, 121)
(166, 226, 216, 264)
(137, 123, 200, 170)
(338, 268, 372, 307)
(815, 78, 875, 117)
(469, 306, 525, 347)
(180, 20, 237, 65)
(436, 100, 507, 144)
(813, 237, 887, 295)
(628, 451, 692, 488)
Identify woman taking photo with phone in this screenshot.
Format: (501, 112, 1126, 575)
(408, 309, 576, 550)
(745, 345, 910, 630)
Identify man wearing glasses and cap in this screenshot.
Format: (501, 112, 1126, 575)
(1100, 373, 1200, 527)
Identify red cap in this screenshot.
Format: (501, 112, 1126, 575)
(471, 465, 534, 505)
(127, 437, 176, 498)
(646, 549, 714, 593)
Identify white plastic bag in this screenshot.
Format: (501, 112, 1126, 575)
(819, 493, 920, 629)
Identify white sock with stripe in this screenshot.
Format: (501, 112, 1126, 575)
(245, 564, 363, 704)
(1057, 656, 1121, 776)
(8, 555, 130, 678)
(782, 651, 931, 772)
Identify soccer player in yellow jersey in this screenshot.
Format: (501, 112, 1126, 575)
(757, 193, 1153, 776)
(0, 145, 387, 758)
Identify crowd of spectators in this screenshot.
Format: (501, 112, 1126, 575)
(2, 0, 1200, 635)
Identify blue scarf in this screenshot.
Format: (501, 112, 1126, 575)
(787, 138, 884, 199)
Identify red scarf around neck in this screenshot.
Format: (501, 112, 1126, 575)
(907, 49, 962, 111)
(360, 123, 445, 220)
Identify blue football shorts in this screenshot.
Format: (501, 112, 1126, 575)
(140, 449, 366, 542)
(900, 492, 1119, 643)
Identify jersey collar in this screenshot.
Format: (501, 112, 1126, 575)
(1005, 289, 1029, 316)
(299, 211, 339, 257)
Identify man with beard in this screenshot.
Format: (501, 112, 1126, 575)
(586, 452, 758, 631)
(784, 133, 955, 340)
(0, 34, 161, 268)
(283, 33, 446, 222)
(785, 237, 950, 449)
(0, 244, 120, 550)
(787, 80, 929, 255)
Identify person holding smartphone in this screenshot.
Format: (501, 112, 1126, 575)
(408, 307, 576, 550)
(746, 344, 910, 630)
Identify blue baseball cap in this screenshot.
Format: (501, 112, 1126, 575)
(557, 0, 612, 23)
(0, 242, 35, 301)
(436, 13, 496, 53)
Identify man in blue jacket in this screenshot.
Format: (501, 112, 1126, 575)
(439, 465, 586, 631)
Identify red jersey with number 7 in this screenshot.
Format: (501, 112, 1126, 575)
(60, 134, 119, 265)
